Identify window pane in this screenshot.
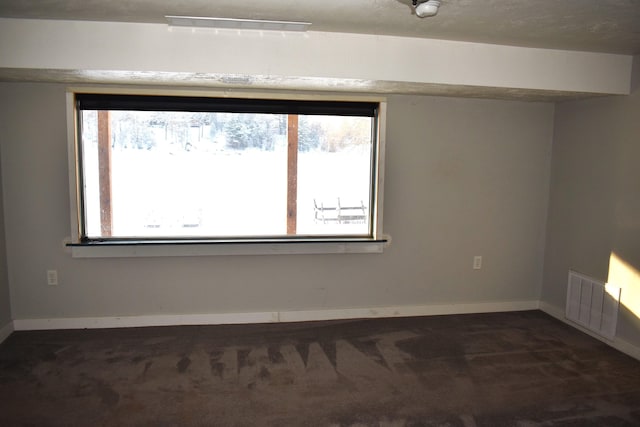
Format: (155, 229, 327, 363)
(77, 97, 377, 241)
(297, 116, 373, 236)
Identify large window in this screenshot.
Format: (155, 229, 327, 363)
(69, 91, 384, 251)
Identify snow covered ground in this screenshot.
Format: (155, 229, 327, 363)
(82, 144, 373, 239)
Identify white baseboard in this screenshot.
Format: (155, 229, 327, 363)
(539, 301, 640, 361)
(0, 321, 14, 344)
(278, 300, 540, 323)
(13, 300, 540, 331)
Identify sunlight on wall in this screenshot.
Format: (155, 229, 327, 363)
(608, 252, 640, 319)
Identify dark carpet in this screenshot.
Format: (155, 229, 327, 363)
(1, 310, 639, 426)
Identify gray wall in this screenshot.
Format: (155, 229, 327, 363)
(0, 152, 11, 327)
(0, 82, 553, 320)
(542, 55, 640, 347)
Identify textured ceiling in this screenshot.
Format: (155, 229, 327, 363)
(1, 0, 639, 54)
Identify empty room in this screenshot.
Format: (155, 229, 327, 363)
(0, 1, 639, 426)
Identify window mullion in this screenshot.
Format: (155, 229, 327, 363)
(286, 114, 298, 235)
(97, 110, 113, 237)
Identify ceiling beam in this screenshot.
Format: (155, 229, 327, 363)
(0, 18, 633, 99)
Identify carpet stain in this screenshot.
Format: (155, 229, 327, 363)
(176, 356, 191, 373)
(268, 346, 285, 364)
(96, 381, 120, 407)
(142, 361, 152, 376)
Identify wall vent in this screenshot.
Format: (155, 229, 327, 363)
(566, 270, 620, 340)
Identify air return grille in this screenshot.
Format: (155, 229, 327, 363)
(566, 270, 620, 340)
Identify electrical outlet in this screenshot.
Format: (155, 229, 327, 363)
(473, 256, 482, 270)
(47, 270, 58, 286)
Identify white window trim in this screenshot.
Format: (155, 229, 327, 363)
(66, 239, 388, 258)
(66, 87, 388, 257)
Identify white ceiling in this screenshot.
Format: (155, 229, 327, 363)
(1, 0, 639, 55)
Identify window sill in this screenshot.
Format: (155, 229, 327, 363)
(66, 238, 388, 258)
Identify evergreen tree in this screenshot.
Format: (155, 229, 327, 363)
(298, 116, 324, 152)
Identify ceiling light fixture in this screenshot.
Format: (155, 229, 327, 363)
(166, 16, 311, 32)
(412, 0, 441, 18)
